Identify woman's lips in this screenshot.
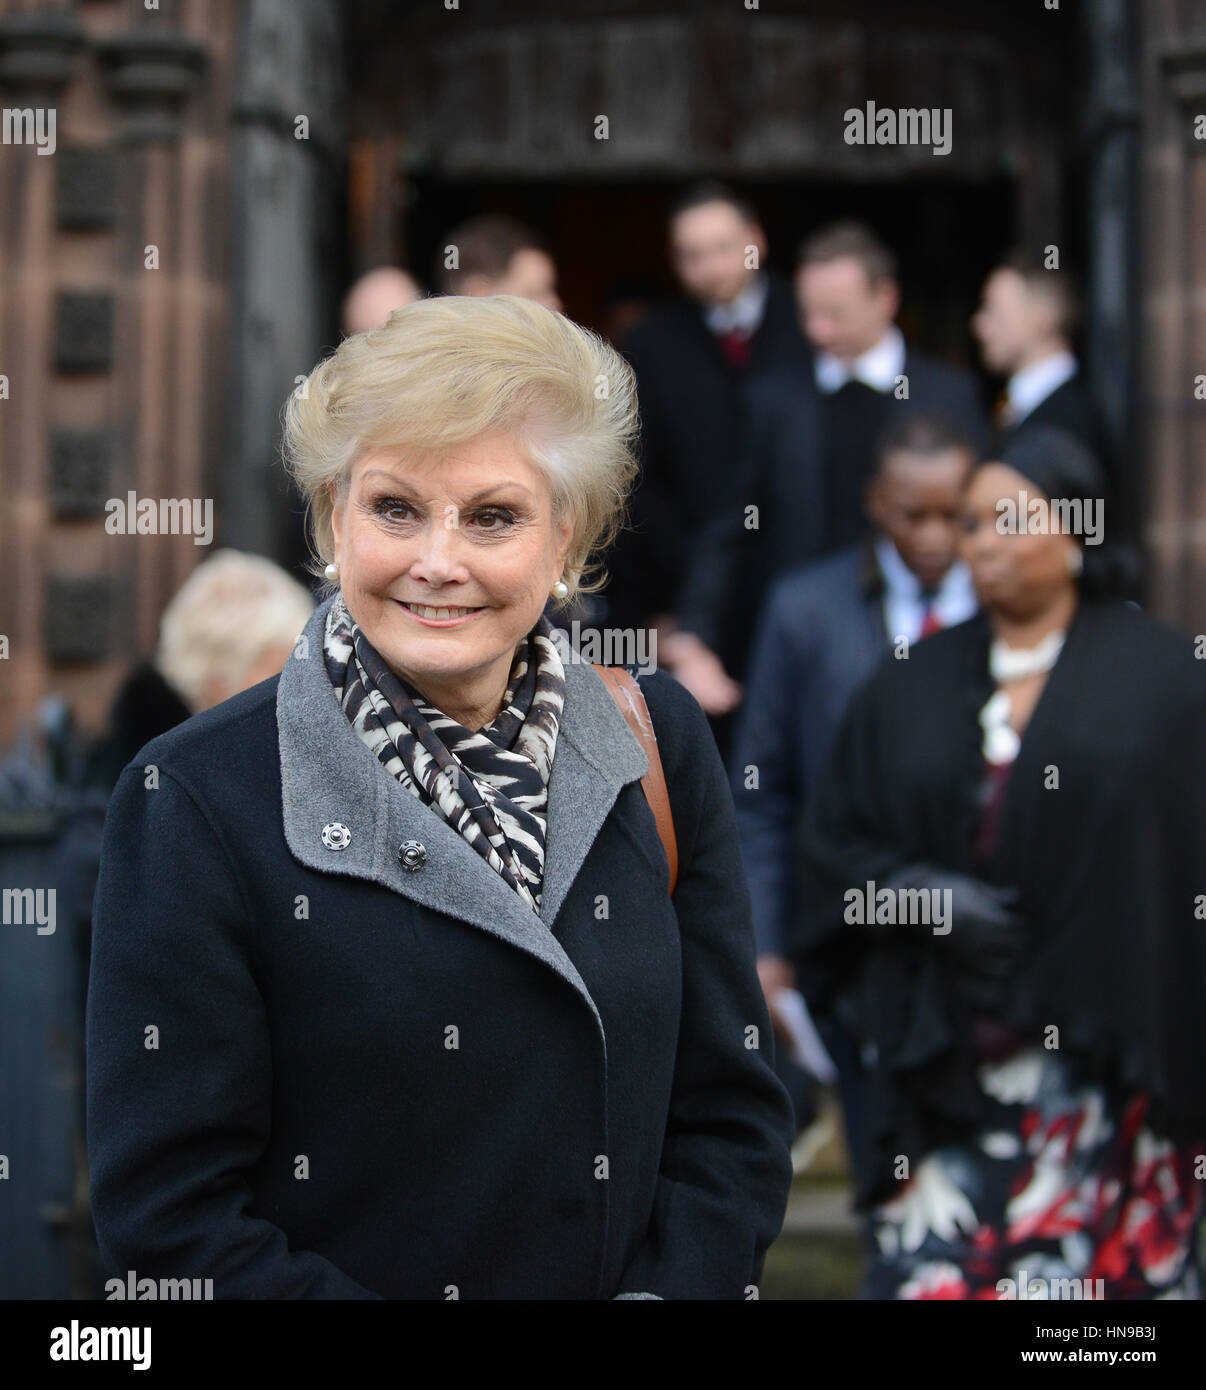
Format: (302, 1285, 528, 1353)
(394, 599, 485, 628)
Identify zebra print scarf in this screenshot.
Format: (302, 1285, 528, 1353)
(322, 592, 566, 913)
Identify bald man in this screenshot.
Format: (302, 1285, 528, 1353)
(341, 267, 424, 336)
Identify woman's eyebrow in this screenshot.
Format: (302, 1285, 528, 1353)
(360, 469, 421, 491)
(360, 469, 414, 491)
(461, 484, 535, 505)
(359, 470, 534, 505)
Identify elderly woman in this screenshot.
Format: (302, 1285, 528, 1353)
(85, 294, 795, 1300)
(81, 550, 315, 791)
(791, 426, 1206, 1300)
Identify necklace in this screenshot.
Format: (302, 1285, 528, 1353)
(979, 629, 1067, 765)
(988, 628, 1066, 684)
(979, 690, 1020, 765)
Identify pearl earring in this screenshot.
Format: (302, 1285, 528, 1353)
(1067, 548, 1083, 578)
(551, 577, 569, 600)
(324, 562, 340, 582)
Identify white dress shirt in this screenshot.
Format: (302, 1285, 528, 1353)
(1004, 350, 1078, 425)
(704, 273, 769, 337)
(875, 534, 978, 647)
(815, 324, 907, 396)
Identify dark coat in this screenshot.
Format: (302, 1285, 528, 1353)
(789, 599, 1206, 1208)
(605, 271, 812, 631)
(80, 659, 193, 794)
(85, 596, 796, 1300)
(677, 348, 987, 670)
(1002, 375, 1118, 517)
(728, 543, 889, 959)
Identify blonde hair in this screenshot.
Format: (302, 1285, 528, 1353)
(155, 549, 315, 710)
(280, 294, 640, 602)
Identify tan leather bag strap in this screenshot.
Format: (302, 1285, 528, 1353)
(592, 665, 678, 896)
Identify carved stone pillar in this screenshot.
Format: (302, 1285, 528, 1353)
(1078, 0, 1141, 541)
(0, 5, 87, 741)
(0, 2, 227, 749)
(96, 30, 207, 145)
(226, 0, 346, 573)
(1141, 8, 1206, 632)
(96, 24, 210, 651)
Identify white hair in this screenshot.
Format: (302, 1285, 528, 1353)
(155, 549, 315, 709)
(281, 293, 640, 604)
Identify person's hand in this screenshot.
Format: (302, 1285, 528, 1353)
(880, 864, 1026, 1009)
(757, 954, 796, 996)
(661, 630, 742, 716)
(757, 954, 797, 1045)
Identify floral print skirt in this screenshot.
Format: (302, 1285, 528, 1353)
(865, 1045, 1204, 1300)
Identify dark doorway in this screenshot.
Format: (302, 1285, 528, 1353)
(405, 175, 1017, 370)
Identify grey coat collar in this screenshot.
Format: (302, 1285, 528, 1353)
(277, 595, 650, 1029)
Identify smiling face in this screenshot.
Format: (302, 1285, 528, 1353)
(960, 462, 1079, 620)
(328, 432, 573, 728)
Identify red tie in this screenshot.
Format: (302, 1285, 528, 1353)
(920, 598, 943, 639)
(715, 327, 752, 369)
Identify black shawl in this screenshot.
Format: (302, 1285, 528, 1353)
(788, 597, 1206, 1209)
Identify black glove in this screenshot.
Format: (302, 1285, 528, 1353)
(877, 863, 1026, 1008)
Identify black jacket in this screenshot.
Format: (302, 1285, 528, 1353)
(678, 349, 987, 672)
(85, 598, 796, 1299)
(789, 599, 1206, 1208)
(729, 543, 890, 959)
(1003, 376, 1119, 522)
(606, 271, 812, 631)
(80, 659, 193, 794)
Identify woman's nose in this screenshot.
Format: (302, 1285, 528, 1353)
(408, 518, 470, 584)
(974, 521, 1010, 559)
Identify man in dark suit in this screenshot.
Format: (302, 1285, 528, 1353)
(605, 182, 811, 699)
(670, 222, 987, 713)
(972, 252, 1114, 487)
(732, 413, 978, 1186)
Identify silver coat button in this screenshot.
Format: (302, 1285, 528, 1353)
(321, 822, 352, 851)
(399, 839, 427, 871)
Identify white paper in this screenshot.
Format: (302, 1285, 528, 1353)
(774, 987, 838, 1085)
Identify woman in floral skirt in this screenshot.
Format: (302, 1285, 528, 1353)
(792, 427, 1206, 1299)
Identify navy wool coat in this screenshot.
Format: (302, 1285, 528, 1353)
(85, 596, 796, 1299)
